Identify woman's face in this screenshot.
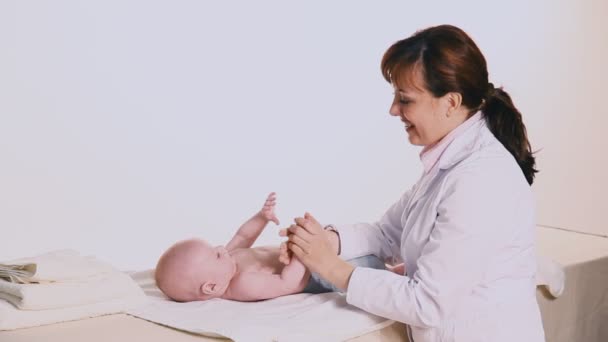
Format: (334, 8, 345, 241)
(389, 71, 452, 147)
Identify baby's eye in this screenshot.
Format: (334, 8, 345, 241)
(216, 252, 220, 258)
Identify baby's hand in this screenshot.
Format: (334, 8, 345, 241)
(279, 242, 292, 265)
(260, 192, 280, 225)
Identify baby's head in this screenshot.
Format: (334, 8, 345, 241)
(155, 238, 236, 302)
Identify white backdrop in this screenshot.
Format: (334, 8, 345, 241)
(1, 1, 606, 270)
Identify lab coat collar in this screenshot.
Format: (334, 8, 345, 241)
(437, 113, 493, 171)
(420, 112, 483, 174)
(405, 114, 492, 213)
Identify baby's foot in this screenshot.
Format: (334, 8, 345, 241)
(260, 192, 280, 225)
(387, 263, 406, 275)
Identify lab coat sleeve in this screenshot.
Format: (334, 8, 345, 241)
(345, 170, 516, 327)
(336, 188, 413, 262)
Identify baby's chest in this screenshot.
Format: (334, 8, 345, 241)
(234, 248, 283, 274)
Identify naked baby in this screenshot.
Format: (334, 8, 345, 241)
(154, 192, 396, 302)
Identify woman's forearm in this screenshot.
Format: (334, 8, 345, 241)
(320, 256, 355, 292)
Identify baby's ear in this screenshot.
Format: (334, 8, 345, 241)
(201, 282, 217, 295)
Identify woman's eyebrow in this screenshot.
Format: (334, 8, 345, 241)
(395, 89, 413, 96)
(396, 91, 413, 99)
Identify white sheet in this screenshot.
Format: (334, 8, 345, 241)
(125, 249, 566, 342)
(126, 270, 394, 342)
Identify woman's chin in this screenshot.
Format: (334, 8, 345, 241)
(407, 133, 423, 146)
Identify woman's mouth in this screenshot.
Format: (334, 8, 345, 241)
(402, 120, 414, 130)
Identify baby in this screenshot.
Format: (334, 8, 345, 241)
(154, 192, 397, 302)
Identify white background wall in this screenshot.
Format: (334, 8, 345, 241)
(1, 1, 606, 270)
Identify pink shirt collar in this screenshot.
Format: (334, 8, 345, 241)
(420, 111, 483, 174)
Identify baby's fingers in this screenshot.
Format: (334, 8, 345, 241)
(279, 243, 291, 264)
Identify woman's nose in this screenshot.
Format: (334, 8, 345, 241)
(389, 102, 400, 116)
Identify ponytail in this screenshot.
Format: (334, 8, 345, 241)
(482, 83, 538, 185)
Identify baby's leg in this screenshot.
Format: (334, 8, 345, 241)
(347, 255, 387, 270)
(301, 255, 387, 294)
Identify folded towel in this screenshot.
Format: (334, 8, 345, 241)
(0, 271, 144, 310)
(0, 263, 37, 284)
(0, 250, 144, 310)
(0, 250, 115, 283)
(0, 292, 146, 330)
(536, 255, 566, 298)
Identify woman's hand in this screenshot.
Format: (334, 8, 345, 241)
(278, 216, 340, 265)
(282, 213, 351, 278)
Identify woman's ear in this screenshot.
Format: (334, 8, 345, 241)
(444, 92, 463, 117)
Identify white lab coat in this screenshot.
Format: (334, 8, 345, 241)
(337, 118, 545, 342)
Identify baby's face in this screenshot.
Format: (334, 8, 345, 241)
(194, 246, 236, 286)
(194, 244, 237, 288)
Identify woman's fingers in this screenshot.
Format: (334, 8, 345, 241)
(294, 215, 323, 234)
(279, 224, 298, 237)
(288, 242, 306, 258)
(304, 212, 319, 225)
(288, 234, 310, 253)
(282, 223, 314, 241)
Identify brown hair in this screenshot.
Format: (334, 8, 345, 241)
(381, 25, 538, 185)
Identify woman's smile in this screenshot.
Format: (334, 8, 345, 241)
(401, 118, 415, 131)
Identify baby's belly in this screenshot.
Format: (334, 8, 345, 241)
(233, 246, 284, 274)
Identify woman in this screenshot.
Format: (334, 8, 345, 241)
(281, 25, 545, 341)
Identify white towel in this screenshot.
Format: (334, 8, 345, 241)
(0, 250, 147, 330)
(126, 269, 394, 342)
(0, 250, 144, 310)
(0, 293, 145, 330)
(1, 249, 116, 283)
(0, 271, 144, 310)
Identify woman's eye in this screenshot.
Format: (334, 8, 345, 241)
(399, 99, 411, 105)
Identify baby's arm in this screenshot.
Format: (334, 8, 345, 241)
(226, 192, 280, 251)
(229, 256, 308, 301)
